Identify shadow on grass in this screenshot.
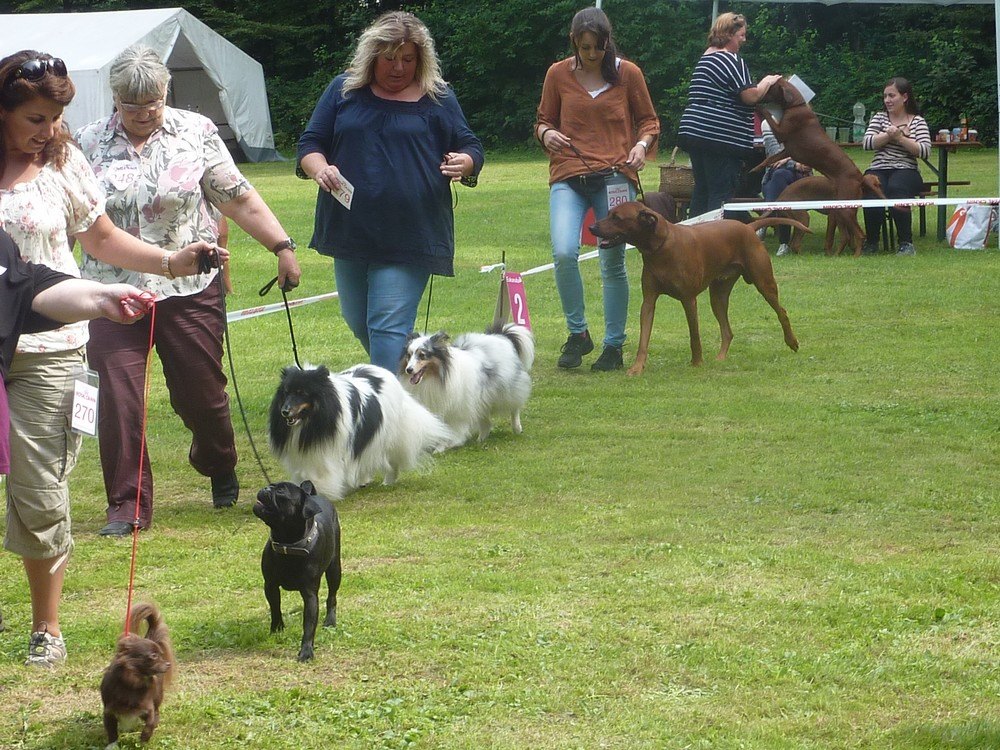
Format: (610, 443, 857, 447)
(891, 719, 1000, 749)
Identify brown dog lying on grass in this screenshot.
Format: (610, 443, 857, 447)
(590, 202, 803, 374)
(764, 173, 885, 255)
(101, 602, 175, 747)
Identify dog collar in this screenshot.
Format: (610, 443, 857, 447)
(268, 519, 319, 557)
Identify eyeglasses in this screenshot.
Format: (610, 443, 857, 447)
(116, 99, 165, 114)
(4, 57, 68, 88)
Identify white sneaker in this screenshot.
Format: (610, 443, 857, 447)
(25, 624, 66, 667)
(776, 244, 791, 256)
(756, 227, 767, 239)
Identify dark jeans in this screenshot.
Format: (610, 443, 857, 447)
(88, 281, 236, 526)
(688, 146, 743, 217)
(862, 168, 924, 244)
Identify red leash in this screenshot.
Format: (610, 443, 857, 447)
(123, 297, 157, 636)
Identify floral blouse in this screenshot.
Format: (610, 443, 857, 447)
(74, 107, 250, 299)
(0, 145, 105, 354)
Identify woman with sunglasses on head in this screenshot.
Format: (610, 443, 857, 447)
(75, 45, 301, 538)
(298, 11, 483, 371)
(677, 13, 781, 217)
(535, 6, 660, 372)
(0, 49, 225, 667)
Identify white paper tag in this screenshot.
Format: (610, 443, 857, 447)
(607, 181, 630, 212)
(332, 175, 354, 210)
(71, 371, 99, 437)
(104, 160, 141, 191)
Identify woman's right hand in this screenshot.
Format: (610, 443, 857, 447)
(541, 128, 570, 152)
(313, 164, 345, 193)
(169, 242, 230, 277)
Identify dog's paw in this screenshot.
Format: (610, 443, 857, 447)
(297, 645, 315, 662)
(270, 619, 285, 633)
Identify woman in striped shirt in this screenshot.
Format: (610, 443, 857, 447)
(676, 13, 780, 216)
(861, 77, 931, 256)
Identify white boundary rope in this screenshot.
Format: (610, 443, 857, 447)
(725, 196, 1000, 212)
(226, 196, 997, 322)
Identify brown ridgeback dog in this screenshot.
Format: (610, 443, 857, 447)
(763, 173, 885, 255)
(755, 78, 879, 256)
(590, 201, 803, 374)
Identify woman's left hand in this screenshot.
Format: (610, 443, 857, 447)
(169, 241, 230, 277)
(625, 144, 647, 171)
(440, 152, 473, 182)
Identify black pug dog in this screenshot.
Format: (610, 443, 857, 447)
(253, 480, 342, 661)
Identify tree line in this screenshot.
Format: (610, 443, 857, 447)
(2, 0, 995, 150)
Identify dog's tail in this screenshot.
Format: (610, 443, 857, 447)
(128, 602, 176, 687)
(488, 322, 536, 371)
(862, 173, 887, 199)
(748, 217, 811, 235)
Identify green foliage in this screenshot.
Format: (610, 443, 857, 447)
(0, 1, 995, 148)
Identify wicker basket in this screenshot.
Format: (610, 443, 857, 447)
(659, 146, 695, 199)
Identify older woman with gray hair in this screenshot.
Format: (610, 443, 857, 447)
(297, 11, 484, 370)
(75, 45, 301, 537)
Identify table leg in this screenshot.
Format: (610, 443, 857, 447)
(936, 148, 949, 241)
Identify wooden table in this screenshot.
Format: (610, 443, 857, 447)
(842, 140, 982, 240)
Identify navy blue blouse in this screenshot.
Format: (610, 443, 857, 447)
(297, 75, 484, 277)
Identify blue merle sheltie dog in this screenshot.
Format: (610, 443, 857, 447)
(269, 364, 453, 500)
(399, 323, 535, 449)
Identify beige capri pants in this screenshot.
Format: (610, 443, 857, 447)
(3, 348, 85, 559)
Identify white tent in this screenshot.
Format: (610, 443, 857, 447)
(0, 8, 280, 161)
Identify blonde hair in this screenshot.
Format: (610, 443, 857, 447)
(707, 13, 746, 48)
(342, 11, 447, 101)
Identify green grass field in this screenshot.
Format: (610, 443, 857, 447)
(1, 150, 998, 749)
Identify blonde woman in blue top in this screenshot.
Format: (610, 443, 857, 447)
(297, 11, 484, 370)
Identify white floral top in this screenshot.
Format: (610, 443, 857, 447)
(0, 145, 105, 354)
(74, 107, 250, 299)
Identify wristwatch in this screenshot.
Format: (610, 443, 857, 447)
(271, 238, 296, 255)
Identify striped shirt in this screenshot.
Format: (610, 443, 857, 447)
(863, 111, 931, 170)
(677, 51, 755, 153)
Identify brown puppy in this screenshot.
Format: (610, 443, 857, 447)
(755, 78, 872, 256)
(101, 602, 175, 747)
(765, 173, 885, 255)
(590, 202, 802, 374)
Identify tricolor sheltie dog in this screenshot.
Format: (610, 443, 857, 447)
(399, 323, 535, 448)
(269, 364, 453, 500)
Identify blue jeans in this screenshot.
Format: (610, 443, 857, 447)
(549, 174, 634, 348)
(333, 259, 431, 371)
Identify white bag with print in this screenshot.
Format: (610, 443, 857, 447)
(946, 204, 997, 249)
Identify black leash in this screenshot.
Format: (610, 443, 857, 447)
(259, 276, 303, 369)
(568, 142, 645, 201)
(422, 274, 435, 333)
(215, 254, 274, 487)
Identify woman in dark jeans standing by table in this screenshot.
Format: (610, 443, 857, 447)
(677, 12, 780, 217)
(861, 76, 931, 256)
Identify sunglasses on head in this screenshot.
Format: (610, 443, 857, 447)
(4, 57, 68, 88)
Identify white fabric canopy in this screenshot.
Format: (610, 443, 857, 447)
(0, 8, 280, 161)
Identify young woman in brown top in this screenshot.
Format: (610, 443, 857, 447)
(535, 6, 659, 371)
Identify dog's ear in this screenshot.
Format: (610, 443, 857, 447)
(301, 480, 316, 495)
(638, 209, 659, 229)
(405, 330, 420, 343)
(314, 365, 330, 378)
(430, 331, 450, 345)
